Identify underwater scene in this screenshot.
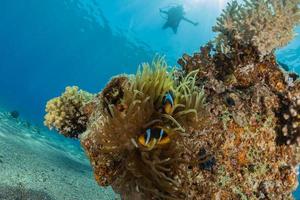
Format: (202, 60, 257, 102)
(0, 0, 300, 199)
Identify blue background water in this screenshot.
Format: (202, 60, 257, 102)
(0, 0, 299, 198)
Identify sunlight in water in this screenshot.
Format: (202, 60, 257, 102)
(218, 0, 226, 10)
(183, 0, 226, 11)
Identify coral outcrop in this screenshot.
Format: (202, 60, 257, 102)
(44, 0, 300, 199)
(178, 44, 299, 199)
(44, 86, 94, 138)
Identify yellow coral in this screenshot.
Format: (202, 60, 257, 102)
(44, 86, 94, 138)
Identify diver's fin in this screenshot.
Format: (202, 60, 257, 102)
(163, 22, 169, 30)
(159, 9, 168, 15)
(182, 17, 198, 26)
(172, 26, 178, 34)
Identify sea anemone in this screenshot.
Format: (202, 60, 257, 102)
(81, 56, 207, 199)
(173, 70, 206, 130)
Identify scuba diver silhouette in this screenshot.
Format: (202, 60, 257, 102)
(160, 5, 198, 34)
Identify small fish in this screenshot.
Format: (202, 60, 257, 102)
(138, 127, 171, 149)
(162, 91, 175, 114)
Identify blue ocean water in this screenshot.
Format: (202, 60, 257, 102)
(0, 0, 299, 199)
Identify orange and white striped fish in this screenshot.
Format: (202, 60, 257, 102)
(138, 126, 171, 149)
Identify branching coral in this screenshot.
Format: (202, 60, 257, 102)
(213, 0, 300, 56)
(44, 86, 95, 138)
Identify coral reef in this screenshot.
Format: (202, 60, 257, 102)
(44, 0, 300, 199)
(177, 45, 299, 199)
(44, 86, 94, 138)
(213, 0, 300, 56)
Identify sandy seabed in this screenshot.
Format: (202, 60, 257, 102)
(0, 110, 117, 200)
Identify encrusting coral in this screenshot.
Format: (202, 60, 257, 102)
(44, 0, 300, 199)
(177, 44, 299, 199)
(276, 82, 300, 146)
(44, 86, 94, 138)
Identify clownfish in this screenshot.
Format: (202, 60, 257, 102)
(162, 91, 175, 114)
(138, 127, 171, 149)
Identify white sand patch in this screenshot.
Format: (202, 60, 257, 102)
(0, 112, 118, 200)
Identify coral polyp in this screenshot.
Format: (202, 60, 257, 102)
(44, 0, 300, 199)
